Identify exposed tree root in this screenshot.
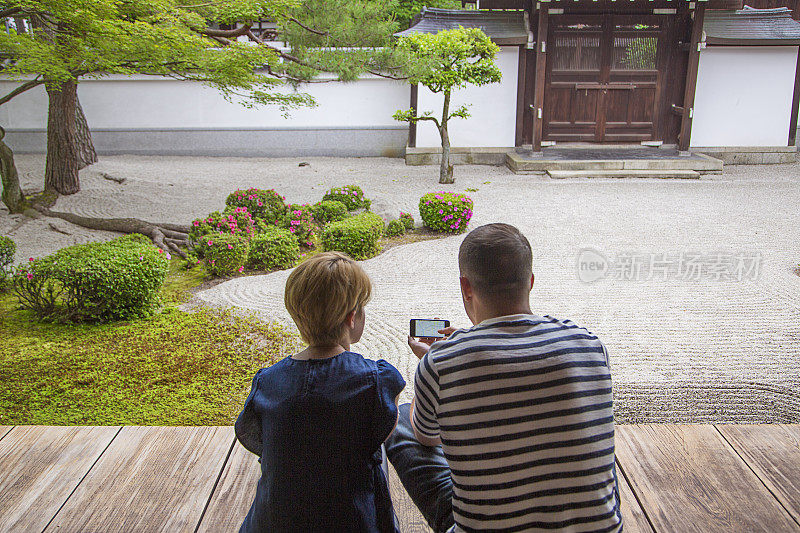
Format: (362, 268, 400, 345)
(32, 205, 190, 258)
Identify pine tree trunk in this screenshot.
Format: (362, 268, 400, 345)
(75, 98, 97, 170)
(439, 90, 454, 184)
(44, 80, 81, 195)
(0, 127, 27, 213)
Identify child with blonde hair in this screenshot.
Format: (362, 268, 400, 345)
(236, 251, 405, 532)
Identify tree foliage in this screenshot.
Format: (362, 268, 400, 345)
(0, 0, 402, 206)
(393, 27, 500, 183)
(390, 0, 461, 30)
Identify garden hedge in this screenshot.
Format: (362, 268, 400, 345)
(13, 234, 170, 322)
(321, 212, 385, 260)
(248, 227, 300, 270)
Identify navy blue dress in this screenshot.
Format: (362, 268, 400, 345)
(235, 351, 406, 533)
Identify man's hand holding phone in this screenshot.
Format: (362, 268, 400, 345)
(408, 318, 455, 360)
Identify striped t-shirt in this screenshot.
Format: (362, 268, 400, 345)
(413, 314, 622, 533)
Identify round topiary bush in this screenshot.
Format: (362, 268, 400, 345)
(282, 204, 316, 247)
(12, 234, 170, 322)
(311, 200, 349, 225)
(384, 219, 405, 237)
(0, 235, 15, 289)
(226, 188, 286, 224)
(323, 185, 371, 211)
(321, 212, 385, 260)
(202, 233, 249, 276)
(399, 212, 415, 231)
(248, 226, 300, 270)
(419, 192, 473, 233)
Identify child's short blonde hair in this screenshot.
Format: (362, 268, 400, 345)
(284, 251, 372, 346)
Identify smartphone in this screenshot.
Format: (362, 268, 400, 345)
(410, 318, 450, 338)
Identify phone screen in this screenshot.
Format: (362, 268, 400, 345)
(410, 319, 449, 338)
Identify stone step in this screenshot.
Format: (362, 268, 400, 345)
(505, 150, 724, 175)
(547, 169, 701, 179)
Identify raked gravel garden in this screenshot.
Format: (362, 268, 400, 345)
(2, 153, 799, 425)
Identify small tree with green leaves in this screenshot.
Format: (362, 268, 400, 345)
(393, 27, 501, 184)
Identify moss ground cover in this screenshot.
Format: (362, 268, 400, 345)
(0, 262, 298, 426)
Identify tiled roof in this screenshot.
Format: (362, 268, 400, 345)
(394, 8, 529, 46)
(704, 6, 800, 45)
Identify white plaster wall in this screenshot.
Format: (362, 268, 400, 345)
(0, 73, 408, 129)
(691, 46, 798, 147)
(415, 47, 519, 148)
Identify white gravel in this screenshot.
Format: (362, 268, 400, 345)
(4, 154, 800, 423)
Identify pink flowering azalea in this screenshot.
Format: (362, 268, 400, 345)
(227, 244, 233, 249)
(208, 240, 213, 246)
(139, 256, 144, 260)
(158, 248, 163, 254)
(26, 272, 34, 280)
(165, 252, 172, 260)
(238, 266, 244, 273)
(28, 257, 34, 262)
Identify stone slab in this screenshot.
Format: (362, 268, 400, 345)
(547, 169, 701, 179)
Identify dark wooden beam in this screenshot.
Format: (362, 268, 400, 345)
(515, 45, 527, 147)
(532, 6, 548, 151)
(789, 46, 800, 146)
(409, 84, 418, 148)
(678, 3, 705, 151)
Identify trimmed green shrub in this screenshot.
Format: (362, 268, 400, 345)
(311, 200, 349, 225)
(399, 212, 415, 231)
(202, 233, 249, 276)
(282, 204, 316, 247)
(226, 188, 286, 224)
(0, 235, 15, 289)
(323, 185, 371, 211)
(385, 219, 406, 237)
(12, 234, 169, 322)
(248, 226, 300, 270)
(322, 212, 385, 260)
(419, 191, 473, 233)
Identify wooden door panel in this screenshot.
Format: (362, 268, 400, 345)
(543, 14, 667, 143)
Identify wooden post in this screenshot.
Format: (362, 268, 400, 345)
(409, 84, 418, 148)
(788, 46, 800, 147)
(532, 4, 548, 152)
(514, 45, 527, 147)
(678, 3, 706, 152)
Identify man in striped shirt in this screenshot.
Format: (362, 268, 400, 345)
(385, 223, 622, 533)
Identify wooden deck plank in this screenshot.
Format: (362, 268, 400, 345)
(46, 426, 233, 533)
(616, 425, 800, 532)
(716, 424, 800, 526)
(196, 438, 259, 532)
(615, 460, 655, 533)
(0, 426, 12, 441)
(0, 426, 120, 532)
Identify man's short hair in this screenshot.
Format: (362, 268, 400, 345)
(284, 251, 371, 345)
(458, 223, 533, 300)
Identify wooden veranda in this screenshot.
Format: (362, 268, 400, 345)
(0, 424, 798, 532)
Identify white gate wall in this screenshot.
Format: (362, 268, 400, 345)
(0, 74, 411, 156)
(414, 47, 519, 148)
(691, 46, 798, 148)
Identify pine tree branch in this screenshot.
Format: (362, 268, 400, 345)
(286, 17, 329, 37)
(0, 8, 21, 18)
(200, 24, 251, 38)
(0, 76, 44, 107)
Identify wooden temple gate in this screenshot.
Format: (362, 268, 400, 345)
(512, 0, 718, 150)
